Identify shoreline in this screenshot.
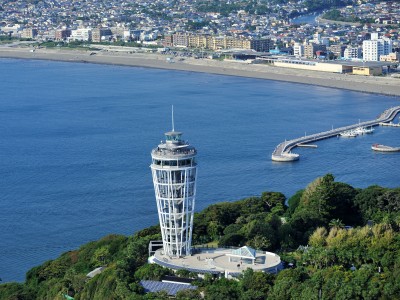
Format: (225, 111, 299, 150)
(1, 47, 400, 97)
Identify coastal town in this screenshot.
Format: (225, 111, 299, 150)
(0, 0, 399, 65)
(2, 1, 400, 299)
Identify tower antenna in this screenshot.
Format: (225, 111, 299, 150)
(172, 105, 175, 132)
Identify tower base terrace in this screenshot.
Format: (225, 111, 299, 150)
(149, 246, 283, 278)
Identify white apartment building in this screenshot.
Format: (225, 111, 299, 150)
(312, 33, 321, 43)
(293, 43, 304, 57)
(70, 28, 92, 41)
(312, 33, 329, 46)
(362, 34, 392, 61)
(344, 46, 362, 60)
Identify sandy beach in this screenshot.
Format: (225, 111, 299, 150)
(1, 46, 399, 97)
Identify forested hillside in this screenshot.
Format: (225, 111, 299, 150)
(1, 174, 399, 299)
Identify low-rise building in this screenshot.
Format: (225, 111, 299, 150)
(1, 24, 23, 35)
(273, 58, 350, 73)
(21, 28, 38, 39)
(55, 29, 71, 41)
(70, 28, 92, 41)
(270, 58, 390, 76)
(380, 52, 400, 62)
(352, 66, 382, 76)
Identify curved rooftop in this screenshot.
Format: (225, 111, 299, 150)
(152, 130, 197, 159)
(150, 247, 282, 276)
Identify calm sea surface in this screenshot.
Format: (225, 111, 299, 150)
(0, 58, 399, 282)
(291, 13, 318, 25)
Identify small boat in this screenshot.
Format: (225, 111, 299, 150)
(340, 130, 357, 137)
(371, 144, 400, 152)
(363, 127, 374, 134)
(353, 127, 364, 135)
(354, 126, 374, 134)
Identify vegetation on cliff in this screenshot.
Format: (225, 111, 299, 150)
(1, 174, 399, 299)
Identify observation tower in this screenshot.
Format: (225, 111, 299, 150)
(150, 123, 197, 258)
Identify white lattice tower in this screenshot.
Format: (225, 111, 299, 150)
(150, 130, 197, 257)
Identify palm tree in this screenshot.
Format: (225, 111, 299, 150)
(329, 219, 344, 229)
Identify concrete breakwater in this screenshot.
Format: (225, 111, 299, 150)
(272, 106, 400, 162)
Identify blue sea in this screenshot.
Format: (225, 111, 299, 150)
(291, 13, 319, 25)
(0, 58, 399, 282)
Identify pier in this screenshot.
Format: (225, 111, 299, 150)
(272, 106, 400, 162)
(380, 121, 400, 127)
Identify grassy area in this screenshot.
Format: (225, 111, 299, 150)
(0, 36, 33, 44)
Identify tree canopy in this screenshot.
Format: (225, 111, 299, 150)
(1, 175, 399, 299)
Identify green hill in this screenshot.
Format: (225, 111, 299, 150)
(1, 174, 399, 299)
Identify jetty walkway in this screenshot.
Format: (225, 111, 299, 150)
(271, 106, 400, 162)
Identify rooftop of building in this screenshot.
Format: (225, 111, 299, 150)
(150, 246, 282, 276)
(151, 130, 197, 159)
(140, 279, 198, 296)
(262, 56, 398, 67)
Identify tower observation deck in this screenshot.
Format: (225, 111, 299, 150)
(150, 130, 197, 258)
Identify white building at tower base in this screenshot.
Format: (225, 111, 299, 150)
(149, 245, 282, 278)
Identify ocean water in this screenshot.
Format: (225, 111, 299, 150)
(0, 58, 399, 282)
(291, 13, 318, 25)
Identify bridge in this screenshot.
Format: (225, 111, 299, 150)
(271, 106, 400, 162)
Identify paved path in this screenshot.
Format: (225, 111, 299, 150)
(272, 106, 400, 161)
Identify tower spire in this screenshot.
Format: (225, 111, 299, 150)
(172, 105, 175, 132)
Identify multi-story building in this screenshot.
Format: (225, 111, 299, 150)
(162, 34, 174, 47)
(211, 36, 224, 50)
(170, 33, 269, 51)
(110, 27, 125, 39)
(329, 44, 346, 59)
(21, 28, 38, 39)
(188, 35, 207, 48)
(91, 28, 101, 43)
(362, 33, 392, 61)
(172, 33, 189, 47)
(250, 38, 271, 52)
(363, 40, 380, 61)
(91, 28, 112, 43)
(293, 42, 304, 57)
(343, 46, 362, 59)
(204, 35, 214, 49)
(304, 43, 327, 58)
(224, 36, 251, 50)
(70, 28, 92, 41)
(312, 33, 321, 44)
(55, 29, 71, 41)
